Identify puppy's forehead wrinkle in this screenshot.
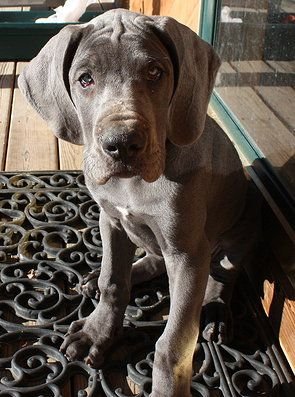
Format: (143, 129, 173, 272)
(84, 12, 163, 48)
(111, 13, 125, 42)
(73, 42, 171, 81)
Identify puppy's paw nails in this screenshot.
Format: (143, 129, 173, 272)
(68, 319, 86, 334)
(85, 346, 104, 368)
(61, 336, 91, 361)
(202, 320, 230, 344)
(64, 353, 71, 361)
(202, 323, 216, 341)
(201, 301, 233, 344)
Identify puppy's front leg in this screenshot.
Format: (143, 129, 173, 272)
(61, 209, 135, 367)
(151, 237, 210, 397)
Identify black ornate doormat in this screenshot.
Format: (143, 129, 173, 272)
(0, 171, 294, 397)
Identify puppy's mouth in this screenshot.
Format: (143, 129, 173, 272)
(101, 159, 163, 184)
(84, 147, 165, 185)
(108, 162, 140, 180)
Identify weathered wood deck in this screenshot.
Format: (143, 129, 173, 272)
(0, 62, 84, 172)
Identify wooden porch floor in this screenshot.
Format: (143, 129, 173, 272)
(0, 62, 84, 173)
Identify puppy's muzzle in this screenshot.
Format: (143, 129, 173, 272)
(100, 125, 147, 163)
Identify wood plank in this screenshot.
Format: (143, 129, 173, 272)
(129, 0, 148, 14)
(228, 60, 276, 86)
(159, 0, 201, 31)
(216, 87, 295, 194)
(255, 86, 295, 134)
(0, 8, 22, 168)
(219, 62, 236, 74)
(222, 0, 267, 7)
(231, 60, 273, 74)
(220, 60, 295, 87)
(129, 1, 202, 32)
(58, 140, 84, 170)
(0, 62, 15, 171)
(129, 0, 157, 15)
(5, 62, 58, 171)
(261, 278, 295, 372)
(267, 61, 295, 74)
(216, 61, 237, 87)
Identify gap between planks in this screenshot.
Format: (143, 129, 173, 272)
(0, 62, 15, 171)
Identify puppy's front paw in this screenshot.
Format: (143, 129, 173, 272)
(201, 301, 233, 344)
(60, 316, 113, 368)
(60, 319, 93, 361)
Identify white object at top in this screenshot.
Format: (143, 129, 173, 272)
(36, 0, 98, 23)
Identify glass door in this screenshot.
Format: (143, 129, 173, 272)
(202, 0, 295, 227)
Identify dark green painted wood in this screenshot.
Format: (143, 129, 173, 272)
(200, 0, 219, 44)
(0, 11, 102, 61)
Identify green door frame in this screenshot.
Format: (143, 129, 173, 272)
(199, 0, 294, 237)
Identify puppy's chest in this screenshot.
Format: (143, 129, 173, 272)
(90, 177, 175, 222)
(88, 177, 178, 238)
(115, 205, 134, 221)
(99, 198, 162, 252)
(99, 197, 152, 225)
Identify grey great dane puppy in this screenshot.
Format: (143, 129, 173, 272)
(19, 9, 257, 397)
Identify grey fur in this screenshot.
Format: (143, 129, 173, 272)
(19, 9, 258, 397)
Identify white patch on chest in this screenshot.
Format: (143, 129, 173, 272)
(116, 206, 131, 219)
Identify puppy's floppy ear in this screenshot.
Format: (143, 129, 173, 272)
(18, 24, 90, 145)
(148, 16, 221, 146)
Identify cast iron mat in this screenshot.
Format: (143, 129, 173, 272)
(0, 171, 294, 397)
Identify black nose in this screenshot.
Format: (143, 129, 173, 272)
(102, 132, 146, 160)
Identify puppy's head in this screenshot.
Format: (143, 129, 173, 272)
(19, 9, 220, 184)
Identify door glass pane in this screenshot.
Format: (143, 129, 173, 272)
(214, 0, 295, 199)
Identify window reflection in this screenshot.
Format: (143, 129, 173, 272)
(214, 0, 295, 198)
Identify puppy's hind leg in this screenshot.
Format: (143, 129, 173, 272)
(131, 254, 166, 285)
(201, 246, 237, 344)
(202, 185, 261, 344)
(202, 208, 260, 343)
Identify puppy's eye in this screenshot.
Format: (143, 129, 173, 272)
(146, 65, 163, 81)
(79, 73, 94, 88)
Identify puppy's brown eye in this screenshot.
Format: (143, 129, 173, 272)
(147, 66, 163, 81)
(79, 73, 94, 88)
